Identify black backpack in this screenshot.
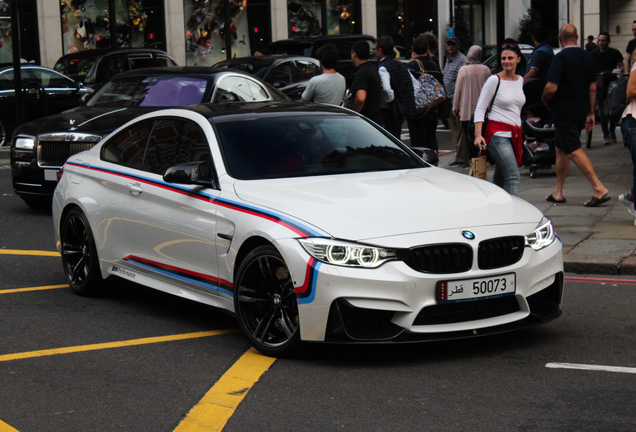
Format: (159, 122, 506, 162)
(603, 75, 629, 122)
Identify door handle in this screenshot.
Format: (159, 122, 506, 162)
(127, 182, 143, 195)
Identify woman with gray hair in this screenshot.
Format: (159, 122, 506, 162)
(451, 45, 492, 166)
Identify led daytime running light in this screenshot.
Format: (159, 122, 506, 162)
(525, 217, 555, 250)
(299, 238, 396, 268)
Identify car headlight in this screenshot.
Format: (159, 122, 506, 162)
(15, 137, 35, 150)
(525, 217, 555, 250)
(298, 238, 397, 268)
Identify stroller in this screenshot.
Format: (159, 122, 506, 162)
(521, 80, 556, 178)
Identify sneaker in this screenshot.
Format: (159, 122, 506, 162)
(448, 161, 463, 167)
(619, 193, 636, 217)
(603, 136, 612, 145)
(462, 163, 471, 169)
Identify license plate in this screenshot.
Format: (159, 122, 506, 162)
(44, 169, 59, 182)
(438, 273, 516, 304)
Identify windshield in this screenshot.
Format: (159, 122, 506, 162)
(86, 75, 209, 107)
(214, 114, 426, 180)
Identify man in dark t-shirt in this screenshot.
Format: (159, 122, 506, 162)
(591, 32, 624, 144)
(350, 40, 383, 125)
(625, 21, 636, 73)
(542, 24, 609, 207)
(406, 35, 443, 152)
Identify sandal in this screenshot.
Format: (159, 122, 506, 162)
(546, 194, 566, 203)
(583, 194, 611, 207)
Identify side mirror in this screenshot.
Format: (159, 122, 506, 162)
(163, 161, 215, 187)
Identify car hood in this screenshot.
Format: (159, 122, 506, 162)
(233, 168, 543, 240)
(14, 107, 160, 137)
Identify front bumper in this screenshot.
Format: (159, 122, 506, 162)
(277, 230, 564, 343)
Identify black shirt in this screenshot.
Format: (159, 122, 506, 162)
(546, 46, 596, 121)
(350, 61, 383, 124)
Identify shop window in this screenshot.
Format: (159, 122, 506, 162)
(61, 0, 165, 54)
(0, 0, 40, 64)
(287, 0, 359, 38)
(184, 0, 251, 66)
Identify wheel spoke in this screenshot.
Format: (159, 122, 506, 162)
(69, 217, 86, 244)
(279, 309, 297, 339)
(238, 285, 270, 303)
(253, 309, 276, 342)
(70, 256, 86, 284)
(257, 256, 280, 290)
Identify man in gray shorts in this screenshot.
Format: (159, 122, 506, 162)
(301, 44, 346, 106)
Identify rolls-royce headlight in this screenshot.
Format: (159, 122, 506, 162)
(15, 137, 35, 150)
(298, 238, 397, 268)
(525, 217, 555, 250)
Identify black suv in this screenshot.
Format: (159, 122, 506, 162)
(53, 48, 178, 91)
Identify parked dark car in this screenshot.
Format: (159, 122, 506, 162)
(265, 34, 376, 85)
(213, 55, 321, 100)
(11, 66, 288, 209)
(0, 64, 90, 147)
(53, 48, 178, 91)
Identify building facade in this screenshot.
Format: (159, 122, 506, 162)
(0, 0, 632, 69)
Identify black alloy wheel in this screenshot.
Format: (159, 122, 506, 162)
(234, 245, 300, 356)
(60, 207, 103, 296)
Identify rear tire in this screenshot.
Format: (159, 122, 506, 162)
(234, 245, 300, 357)
(60, 207, 103, 296)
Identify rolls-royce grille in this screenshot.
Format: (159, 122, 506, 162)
(413, 295, 520, 325)
(38, 141, 96, 167)
(478, 236, 525, 270)
(404, 244, 473, 274)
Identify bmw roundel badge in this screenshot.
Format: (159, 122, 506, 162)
(462, 230, 475, 240)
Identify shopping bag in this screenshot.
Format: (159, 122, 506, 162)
(468, 150, 487, 180)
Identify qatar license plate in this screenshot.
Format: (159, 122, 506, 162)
(438, 273, 516, 304)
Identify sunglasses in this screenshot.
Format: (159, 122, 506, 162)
(501, 42, 518, 49)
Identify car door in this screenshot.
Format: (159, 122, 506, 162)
(116, 117, 222, 295)
(27, 67, 82, 115)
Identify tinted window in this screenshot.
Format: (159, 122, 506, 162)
(0, 69, 30, 91)
(214, 114, 425, 180)
(266, 61, 294, 85)
(128, 55, 154, 70)
(87, 75, 208, 107)
(101, 120, 154, 169)
(142, 119, 210, 175)
(54, 57, 95, 81)
(293, 60, 320, 82)
(156, 56, 177, 67)
(29, 69, 75, 89)
(96, 55, 128, 83)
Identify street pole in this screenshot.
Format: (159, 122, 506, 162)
(225, 0, 231, 60)
(10, 0, 23, 127)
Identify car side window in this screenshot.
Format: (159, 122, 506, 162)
(97, 55, 127, 83)
(128, 54, 154, 70)
(293, 60, 320, 82)
(0, 69, 31, 91)
(142, 119, 211, 175)
(245, 78, 270, 101)
(213, 76, 254, 102)
(155, 56, 177, 67)
(101, 120, 154, 169)
(29, 69, 76, 89)
(266, 61, 293, 85)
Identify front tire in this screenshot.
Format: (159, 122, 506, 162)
(60, 208, 103, 296)
(234, 245, 300, 356)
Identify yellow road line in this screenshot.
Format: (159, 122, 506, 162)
(0, 249, 60, 257)
(0, 284, 68, 294)
(0, 330, 237, 362)
(0, 419, 19, 432)
(173, 348, 276, 432)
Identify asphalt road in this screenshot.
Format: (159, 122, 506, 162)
(1, 158, 635, 432)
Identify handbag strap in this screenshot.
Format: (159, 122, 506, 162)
(485, 76, 501, 118)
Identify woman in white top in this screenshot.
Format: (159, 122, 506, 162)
(473, 43, 526, 196)
(619, 53, 636, 217)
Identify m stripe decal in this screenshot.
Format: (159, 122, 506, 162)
(66, 162, 323, 238)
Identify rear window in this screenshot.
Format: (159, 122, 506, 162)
(214, 114, 425, 180)
(86, 75, 209, 107)
(54, 57, 96, 81)
(266, 42, 313, 57)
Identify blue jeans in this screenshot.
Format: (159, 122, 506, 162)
(487, 134, 520, 196)
(620, 115, 636, 209)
